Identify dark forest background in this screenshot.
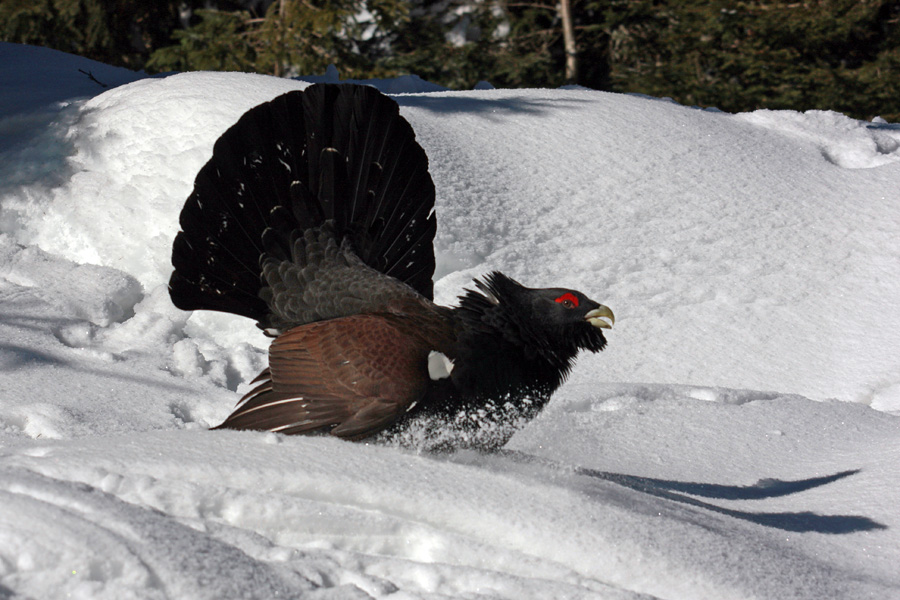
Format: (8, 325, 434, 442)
(2, 0, 899, 120)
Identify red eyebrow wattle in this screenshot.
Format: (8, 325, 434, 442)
(555, 292, 579, 307)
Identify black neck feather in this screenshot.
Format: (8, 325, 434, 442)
(452, 271, 580, 397)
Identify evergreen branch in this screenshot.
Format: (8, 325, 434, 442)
(504, 2, 558, 9)
(510, 27, 560, 41)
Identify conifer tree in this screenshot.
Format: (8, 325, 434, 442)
(146, 9, 257, 73)
(0, 0, 205, 68)
(600, 0, 900, 120)
(147, 0, 409, 78)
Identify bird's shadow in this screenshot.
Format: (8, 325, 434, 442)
(486, 450, 886, 534)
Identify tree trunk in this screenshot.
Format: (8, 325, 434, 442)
(559, 0, 578, 84)
(274, 0, 287, 77)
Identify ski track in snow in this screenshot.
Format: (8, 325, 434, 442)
(1, 42, 900, 599)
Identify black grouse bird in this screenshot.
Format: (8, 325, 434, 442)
(169, 83, 614, 450)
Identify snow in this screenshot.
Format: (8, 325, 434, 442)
(2, 41, 900, 599)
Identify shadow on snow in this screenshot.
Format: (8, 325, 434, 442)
(575, 465, 882, 534)
(484, 450, 886, 534)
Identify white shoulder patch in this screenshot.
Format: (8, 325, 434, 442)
(427, 350, 455, 381)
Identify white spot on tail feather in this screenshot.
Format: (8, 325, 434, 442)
(428, 351, 454, 381)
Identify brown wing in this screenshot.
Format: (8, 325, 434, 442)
(215, 313, 436, 440)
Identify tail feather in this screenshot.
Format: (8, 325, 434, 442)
(169, 83, 436, 326)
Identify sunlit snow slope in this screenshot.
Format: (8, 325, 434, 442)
(1, 42, 900, 600)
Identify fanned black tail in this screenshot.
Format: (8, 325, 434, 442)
(169, 83, 436, 324)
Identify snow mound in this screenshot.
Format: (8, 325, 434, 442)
(1, 44, 900, 599)
(2, 241, 142, 326)
(737, 109, 900, 169)
(298, 64, 449, 94)
(0, 42, 145, 117)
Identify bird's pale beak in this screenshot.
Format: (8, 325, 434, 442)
(586, 305, 614, 329)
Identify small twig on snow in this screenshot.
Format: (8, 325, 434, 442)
(78, 69, 109, 88)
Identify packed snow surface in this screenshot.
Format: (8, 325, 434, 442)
(1, 42, 899, 599)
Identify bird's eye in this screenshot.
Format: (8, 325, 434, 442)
(554, 292, 579, 309)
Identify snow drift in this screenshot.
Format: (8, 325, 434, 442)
(1, 42, 899, 599)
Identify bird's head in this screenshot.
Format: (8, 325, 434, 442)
(523, 286, 614, 353)
(460, 271, 614, 365)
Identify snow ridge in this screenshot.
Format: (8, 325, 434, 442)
(1, 43, 899, 599)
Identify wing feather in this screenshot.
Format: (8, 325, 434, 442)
(215, 313, 435, 440)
